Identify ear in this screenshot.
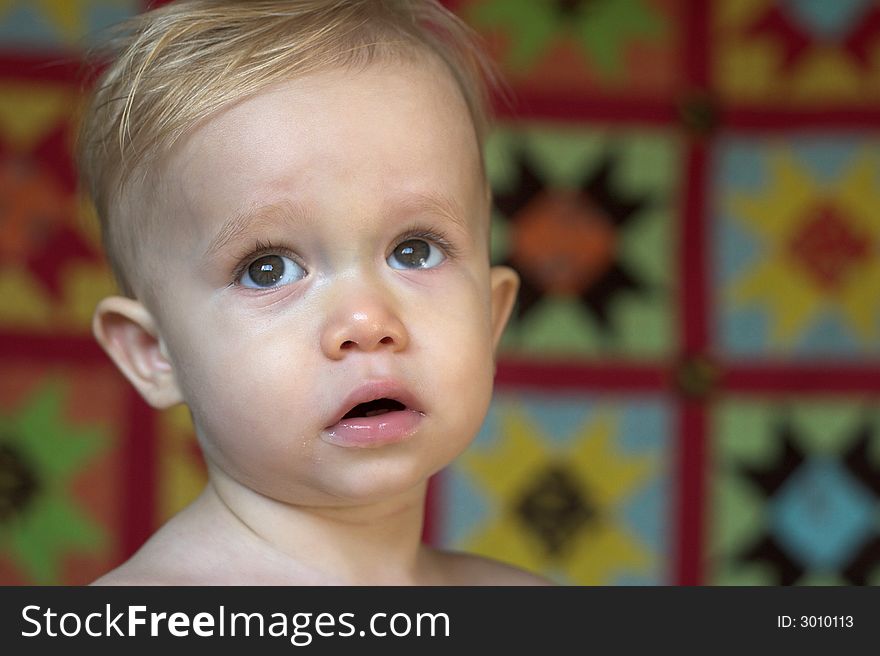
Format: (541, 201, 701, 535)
(488, 265, 520, 355)
(92, 296, 183, 409)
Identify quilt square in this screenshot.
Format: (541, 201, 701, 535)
(713, 0, 880, 106)
(711, 134, 880, 360)
(488, 124, 681, 360)
(708, 397, 880, 585)
(453, 0, 685, 100)
(0, 80, 114, 334)
(0, 361, 127, 584)
(436, 388, 674, 585)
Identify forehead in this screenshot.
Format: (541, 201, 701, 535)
(157, 57, 485, 244)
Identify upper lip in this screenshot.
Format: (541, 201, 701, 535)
(325, 380, 422, 427)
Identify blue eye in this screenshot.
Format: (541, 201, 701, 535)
(387, 238, 445, 270)
(238, 254, 306, 289)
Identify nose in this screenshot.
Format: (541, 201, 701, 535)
(321, 295, 409, 360)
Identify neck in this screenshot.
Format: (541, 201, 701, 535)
(198, 465, 437, 585)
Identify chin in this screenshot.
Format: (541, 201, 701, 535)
(316, 454, 442, 505)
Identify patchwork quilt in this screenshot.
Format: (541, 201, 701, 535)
(1, 0, 878, 585)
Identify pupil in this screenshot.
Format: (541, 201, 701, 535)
(396, 239, 429, 267)
(249, 255, 284, 286)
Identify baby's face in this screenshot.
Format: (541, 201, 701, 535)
(141, 58, 516, 505)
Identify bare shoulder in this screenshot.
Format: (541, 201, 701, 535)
(89, 535, 202, 586)
(89, 508, 227, 585)
(89, 504, 326, 585)
(90, 561, 176, 586)
(430, 549, 554, 586)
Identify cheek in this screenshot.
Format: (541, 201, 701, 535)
(411, 273, 496, 418)
(167, 309, 317, 453)
(430, 269, 495, 358)
(173, 299, 301, 381)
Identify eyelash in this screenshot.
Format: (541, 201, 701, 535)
(391, 226, 460, 261)
(230, 239, 298, 286)
(229, 226, 459, 285)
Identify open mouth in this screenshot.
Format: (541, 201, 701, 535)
(341, 398, 407, 420)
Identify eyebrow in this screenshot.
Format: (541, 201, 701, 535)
(203, 200, 310, 260)
(202, 191, 470, 260)
(397, 191, 470, 235)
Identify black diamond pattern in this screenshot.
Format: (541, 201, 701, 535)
(735, 416, 880, 584)
(0, 440, 39, 522)
(516, 464, 594, 557)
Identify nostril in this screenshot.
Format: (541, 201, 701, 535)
(380, 336, 394, 345)
(340, 340, 356, 350)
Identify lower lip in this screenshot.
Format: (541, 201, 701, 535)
(321, 410, 424, 449)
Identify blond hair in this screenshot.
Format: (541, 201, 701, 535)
(77, 0, 499, 297)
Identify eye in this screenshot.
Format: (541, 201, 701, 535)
(387, 238, 446, 270)
(238, 254, 306, 289)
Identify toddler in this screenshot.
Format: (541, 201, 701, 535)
(79, 0, 546, 585)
